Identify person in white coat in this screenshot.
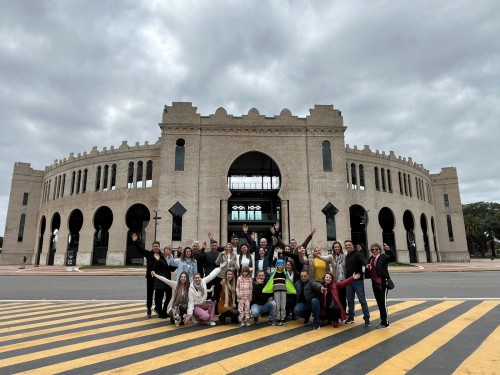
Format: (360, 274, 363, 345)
(187, 267, 221, 325)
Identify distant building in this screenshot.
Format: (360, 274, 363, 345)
(0, 102, 468, 266)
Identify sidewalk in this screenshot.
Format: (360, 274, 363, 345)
(1, 259, 500, 276)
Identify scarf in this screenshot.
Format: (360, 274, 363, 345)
(335, 253, 346, 281)
(221, 279, 236, 308)
(172, 284, 188, 307)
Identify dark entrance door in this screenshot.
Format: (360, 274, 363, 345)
(227, 152, 281, 245)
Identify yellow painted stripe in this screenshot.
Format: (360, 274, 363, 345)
(0, 302, 91, 322)
(0, 304, 143, 335)
(0, 303, 124, 327)
(94, 324, 301, 375)
(272, 300, 464, 375)
(0, 311, 157, 354)
(0, 309, 144, 344)
(368, 301, 500, 375)
(453, 324, 500, 374)
(0, 302, 76, 318)
(0, 302, 49, 312)
(181, 300, 424, 375)
(14, 325, 238, 374)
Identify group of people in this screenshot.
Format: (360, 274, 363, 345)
(131, 223, 396, 330)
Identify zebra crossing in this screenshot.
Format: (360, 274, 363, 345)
(0, 300, 498, 374)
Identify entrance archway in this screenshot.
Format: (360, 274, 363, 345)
(349, 204, 368, 258)
(36, 216, 46, 266)
(431, 216, 440, 261)
(67, 209, 84, 266)
(421, 213, 431, 262)
(92, 206, 113, 265)
(125, 203, 151, 265)
(227, 152, 281, 245)
(403, 210, 418, 263)
(378, 207, 397, 260)
(48, 213, 61, 265)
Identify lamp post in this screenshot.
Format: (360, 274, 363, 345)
(363, 210, 370, 258)
(153, 210, 161, 242)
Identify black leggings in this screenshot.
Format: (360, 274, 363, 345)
(169, 303, 188, 324)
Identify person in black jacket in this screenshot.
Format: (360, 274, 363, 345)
(344, 240, 371, 326)
(293, 270, 326, 330)
(131, 232, 162, 318)
(152, 247, 178, 318)
(366, 243, 396, 328)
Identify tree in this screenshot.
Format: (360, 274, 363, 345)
(462, 202, 500, 258)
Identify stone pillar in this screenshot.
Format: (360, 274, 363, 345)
(220, 199, 228, 244)
(281, 200, 289, 243)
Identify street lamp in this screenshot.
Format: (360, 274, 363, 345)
(363, 210, 370, 258)
(153, 210, 162, 242)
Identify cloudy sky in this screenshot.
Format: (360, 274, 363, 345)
(1, 0, 499, 236)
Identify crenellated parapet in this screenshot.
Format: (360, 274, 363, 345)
(345, 144, 429, 174)
(44, 139, 161, 172)
(160, 102, 346, 136)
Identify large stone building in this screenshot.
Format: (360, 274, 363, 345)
(0, 102, 468, 266)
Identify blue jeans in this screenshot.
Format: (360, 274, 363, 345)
(293, 298, 320, 327)
(251, 301, 276, 321)
(346, 279, 370, 320)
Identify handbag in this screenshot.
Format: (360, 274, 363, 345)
(385, 278, 395, 290)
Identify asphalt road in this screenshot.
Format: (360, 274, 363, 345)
(1, 271, 499, 300)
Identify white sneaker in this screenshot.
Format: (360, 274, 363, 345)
(240, 322, 246, 327)
(206, 320, 216, 326)
(245, 322, 251, 327)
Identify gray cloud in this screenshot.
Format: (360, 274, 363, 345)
(1, 0, 499, 235)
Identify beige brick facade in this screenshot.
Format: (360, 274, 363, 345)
(0, 102, 469, 266)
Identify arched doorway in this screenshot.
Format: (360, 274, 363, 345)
(378, 207, 397, 260)
(431, 216, 440, 261)
(36, 216, 46, 266)
(227, 152, 281, 244)
(349, 204, 368, 258)
(48, 213, 61, 265)
(403, 210, 418, 263)
(67, 209, 84, 266)
(125, 203, 151, 265)
(92, 206, 113, 266)
(421, 213, 431, 262)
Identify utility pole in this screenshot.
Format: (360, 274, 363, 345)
(153, 210, 162, 242)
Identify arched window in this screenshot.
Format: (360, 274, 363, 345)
(403, 173, 408, 196)
(420, 179, 425, 201)
(398, 172, 403, 195)
(446, 215, 454, 241)
(374, 167, 380, 191)
(61, 174, 66, 197)
(381, 168, 386, 192)
(359, 164, 365, 190)
(351, 163, 357, 189)
(387, 169, 392, 193)
(346, 163, 350, 189)
(175, 139, 185, 171)
(103, 165, 109, 191)
(146, 160, 153, 187)
(76, 170, 81, 194)
(57, 175, 61, 198)
(127, 162, 134, 189)
(415, 177, 420, 199)
(52, 178, 57, 199)
(136, 161, 144, 188)
(322, 141, 332, 172)
(18, 214, 26, 242)
(111, 164, 117, 190)
(71, 171, 76, 195)
(95, 166, 101, 192)
(407, 173, 412, 197)
(82, 169, 88, 193)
